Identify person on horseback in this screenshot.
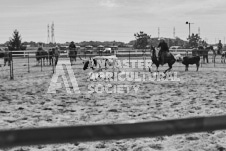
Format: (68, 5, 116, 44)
(218, 40, 223, 55)
(4, 48, 12, 66)
(69, 41, 76, 56)
(54, 46, 60, 65)
(157, 38, 169, 65)
(68, 41, 77, 64)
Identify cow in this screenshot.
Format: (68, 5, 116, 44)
(79, 55, 119, 80)
(174, 54, 183, 62)
(182, 56, 200, 71)
(80, 55, 119, 70)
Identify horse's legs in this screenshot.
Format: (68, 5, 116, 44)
(164, 63, 172, 74)
(196, 62, 200, 71)
(55, 57, 58, 66)
(70, 57, 73, 66)
(185, 65, 189, 71)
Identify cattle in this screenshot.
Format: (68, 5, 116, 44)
(174, 54, 183, 62)
(182, 56, 200, 71)
(80, 55, 119, 80)
(80, 55, 119, 70)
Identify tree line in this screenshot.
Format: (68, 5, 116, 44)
(0, 29, 211, 52)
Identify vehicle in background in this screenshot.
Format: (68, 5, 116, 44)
(84, 45, 94, 54)
(169, 46, 192, 56)
(103, 48, 112, 53)
(97, 45, 105, 54)
(59, 46, 68, 53)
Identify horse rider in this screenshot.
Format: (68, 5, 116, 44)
(68, 41, 77, 58)
(218, 40, 223, 55)
(157, 38, 169, 65)
(4, 47, 12, 66)
(54, 46, 60, 65)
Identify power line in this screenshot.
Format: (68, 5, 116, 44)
(158, 27, 160, 39)
(47, 24, 50, 43)
(173, 27, 175, 38)
(51, 22, 55, 43)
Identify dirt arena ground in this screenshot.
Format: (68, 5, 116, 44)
(0, 56, 226, 151)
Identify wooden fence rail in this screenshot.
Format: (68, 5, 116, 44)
(0, 115, 226, 148)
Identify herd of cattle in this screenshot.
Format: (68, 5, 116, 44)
(0, 46, 225, 74)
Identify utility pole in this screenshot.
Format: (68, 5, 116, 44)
(224, 37, 225, 46)
(47, 24, 50, 44)
(198, 27, 200, 37)
(158, 27, 160, 39)
(173, 27, 175, 38)
(186, 21, 194, 38)
(51, 22, 55, 44)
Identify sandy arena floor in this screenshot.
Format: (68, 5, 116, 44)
(0, 57, 226, 151)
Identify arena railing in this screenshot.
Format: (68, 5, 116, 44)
(0, 115, 226, 148)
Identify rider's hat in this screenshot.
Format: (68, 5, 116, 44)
(159, 37, 165, 41)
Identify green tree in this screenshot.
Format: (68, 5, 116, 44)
(8, 29, 22, 50)
(187, 33, 201, 48)
(134, 31, 151, 49)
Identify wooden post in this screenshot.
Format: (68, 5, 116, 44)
(143, 49, 146, 70)
(28, 52, 30, 73)
(10, 52, 14, 80)
(129, 49, 131, 68)
(52, 57, 55, 74)
(41, 58, 43, 72)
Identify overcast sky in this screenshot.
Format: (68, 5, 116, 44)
(0, 0, 226, 44)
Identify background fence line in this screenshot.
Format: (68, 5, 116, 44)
(0, 49, 225, 80)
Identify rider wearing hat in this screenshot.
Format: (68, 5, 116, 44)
(218, 40, 223, 55)
(68, 41, 77, 63)
(54, 46, 60, 65)
(157, 38, 169, 65)
(69, 41, 76, 49)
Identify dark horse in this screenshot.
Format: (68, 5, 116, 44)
(47, 48, 54, 65)
(151, 46, 176, 73)
(0, 48, 12, 66)
(68, 48, 77, 65)
(48, 47, 60, 66)
(35, 47, 48, 66)
(191, 46, 214, 63)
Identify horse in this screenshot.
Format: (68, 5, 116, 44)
(52, 47, 60, 66)
(35, 48, 48, 66)
(0, 48, 12, 66)
(150, 46, 176, 73)
(68, 48, 77, 65)
(221, 51, 226, 63)
(192, 46, 213, 63)
(210, 46, 218, 63)
(46, 48, 54, 66)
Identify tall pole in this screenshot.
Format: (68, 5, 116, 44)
(173, 27, 175, 38)
(158, 27, 160, 39)
(186, 22, 194, 38)
(224, 37, 225, 46)
(189, 23, 190, 38)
